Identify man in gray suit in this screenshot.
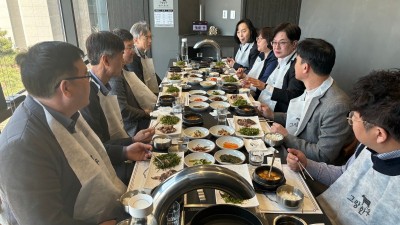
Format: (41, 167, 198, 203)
(259, 38, 354, 163)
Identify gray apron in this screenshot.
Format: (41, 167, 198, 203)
(141, 57, 159, 94)
(123, 69, 157, 111)
(318, 147, 400, 225)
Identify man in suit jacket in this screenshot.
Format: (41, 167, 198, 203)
(259, 38, 354, 163)
(80, 31, 155, 185)
(0, 41, 151, 224)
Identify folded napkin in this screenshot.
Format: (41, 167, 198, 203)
(150, 107, 172, 117)
(243, 138, 275, 155)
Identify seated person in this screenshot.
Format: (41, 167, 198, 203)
(109, 28, 157, 136)
(226, 18, 259, 73)
(237, 27, 278, 98)
(259, 38, 354, 163)
(126, 21, 161, 94)
(80, 31, 154, 185)
(0, 41, 151, 224)
(286, 69, 400, 225)
(247, 22, 305, 112)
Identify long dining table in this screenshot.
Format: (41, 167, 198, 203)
(128, 67, 332, 225)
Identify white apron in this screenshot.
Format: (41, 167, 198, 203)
(123, 69, 157, 111)
(141, 57, 159, 94)
(42, 106, 126, 223)
(235, 42, 253, 68)
(247, 55, 266, 80)
(317, 147, 400, 225)
(97, 91, 130, 140)
(286, 77, 333, 135)
(259, 52, 296, 110)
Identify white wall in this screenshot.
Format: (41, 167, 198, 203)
(299, 0, 400, 93)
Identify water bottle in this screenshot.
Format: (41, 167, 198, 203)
(180, 38, 188, 63)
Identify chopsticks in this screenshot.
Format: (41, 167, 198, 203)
(151, 120, 160, 128)
(281, 145, 314, 181)
(297, 161, 314, 181)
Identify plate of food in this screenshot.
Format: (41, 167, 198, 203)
(183, 127, 209, 139)
(162, 85, 181, 97)
(189, 95, 208, 102)
(189, 102, 209, 112)
(207, 89, 225, 96)
(144, 152, 184, 189)
(189, 90, 207, 96)
(206, 77, 219, 82)
(167, 72, 183, 83)
(209, 125, 235, 138)
(214, 149, 245, 165)
(215, 136, 244, 150)
(226, 94, 252, 107)
(208, 95, 228, 102)
(188, 77, 203, 85)
(233, 115, 264, 138)
(215, 164, 259, 208)
(200, 81, 216, 89)
(209, 101, 230, 110)
(184, 152, 215, 167)
(155, 114, 182, 135)
(221, 75, 239, 84)
(187, 139, 215, 153)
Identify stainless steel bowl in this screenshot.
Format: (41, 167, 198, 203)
(119, 190, 147, 213)
(153, 135, 172, 151)
(276, 185, 304, 209)
(273, 215, 307, 225)
(264, 132, 284, 147)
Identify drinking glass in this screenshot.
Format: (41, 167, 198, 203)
(172, 98, 183, 114)
(249, 150, 264, 167)
(217, 108, 227, 125)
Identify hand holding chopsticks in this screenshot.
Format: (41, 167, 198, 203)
(285, 147, 315, 181)
(297, 161, 314, 181)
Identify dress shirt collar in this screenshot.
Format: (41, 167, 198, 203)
(89, 70, 111, 96)
(277, 51, 296, 66)
(43, 105, 80, 134)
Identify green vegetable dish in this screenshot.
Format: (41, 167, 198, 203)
(214, 61, 226, 68)
(169, 74, 182, 80)
(153, 153, 181, 169)
(189, 159, 212, 166)
(220, 192, 244, 204)
(223, 75, 238, 83)
(176, 60, 186, 67)
(160, 115, 180, 125)
(238, 127, 260, 136)
(220, 154, 242, 164)
(233, 99, 248, 107)
(166, 86, 180, 93)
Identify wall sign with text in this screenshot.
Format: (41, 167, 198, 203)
(153, 0, 174, 28)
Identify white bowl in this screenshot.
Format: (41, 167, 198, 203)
(216, 136, 244, 150)
(189, 90, 207, 96)
(187, 139, 215, 153)
(189, 95, 208, 102)
(214, 149, 245, 165)
(209, 125, 235, 138)
(208, 95, 228, 102)
(200, 81, 216, 89)
(206, 77, 219, 82)
(209, 72, 220, 77)
(184, 152, 215, 167)
(183, 127, 209, 139)
(189, 102, 209, 112)
(207, 89, 225, 96)
(188, 73, 202, 78)
(188, 77, 203, 85)
(210, 101, 230, 110)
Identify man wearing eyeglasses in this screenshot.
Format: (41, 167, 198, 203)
(259, 38, 354, 164)
(126, 21, 161, 95)
(0, 41, 132, 224)
(80, 31, 155, 185)
(286, 70, 400, 224)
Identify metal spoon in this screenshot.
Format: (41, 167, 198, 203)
(268, 150, 277, 177)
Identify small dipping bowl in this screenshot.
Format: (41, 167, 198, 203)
(128, 194, 153, 218)
(152, 135, 172, 151)
(273, 215, 307, 225)
(119, 190, 147, 213)
(264, 132, 284, 147)
(276, 185, 304, 209)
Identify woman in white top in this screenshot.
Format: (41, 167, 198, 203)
(246, 22, 305, 112)
(226, 19, 259, 73)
